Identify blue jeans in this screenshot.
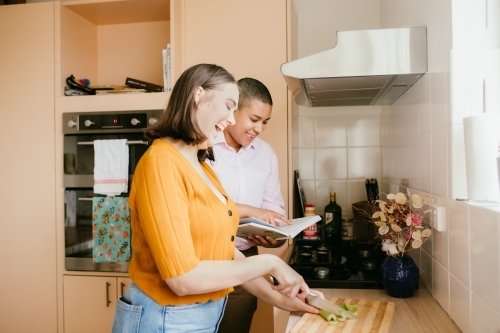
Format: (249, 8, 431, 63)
(112, 283, 227, 333)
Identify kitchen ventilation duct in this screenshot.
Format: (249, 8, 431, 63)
(281, 26, 428, 107)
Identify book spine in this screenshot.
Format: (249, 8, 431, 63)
(125, 77, 163, 93)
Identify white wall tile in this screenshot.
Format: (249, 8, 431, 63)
(450, 274, 471, 333)
(420, 248, 433, 290)
(416, 75, 432, 135)
(430, 72, 449, 130)
(297, 148, 315, 180)
(347, 114, 381, 147)
(300, 180, 317, 208)
(470, 291, 500, 333)
(451, 124, 468, 199)
(448, 199, 470, 286)
(297, 116, 315, 147)
(432, 204, 449, 269)
(469, 205, 500, 312)
(432, 258, 450, 314)
(432, 127, 449, 197)
(315, 148, 347, 180)
(418, 132, 432, 193)
(314, 116, 347, 147)
(348, 180, 369, 212)
(347, 147, 381, 179)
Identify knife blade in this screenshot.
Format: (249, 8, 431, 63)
(269, 276, 357, 319)
(306, 292, 357, 319)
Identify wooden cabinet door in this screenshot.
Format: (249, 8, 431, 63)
(174, 0, 289, 213)
(63, 276, 117, 333)
(0, 3, 57, 333)
(117, 277, 133, 298)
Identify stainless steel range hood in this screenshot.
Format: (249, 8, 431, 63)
(281, 26, 427, 107)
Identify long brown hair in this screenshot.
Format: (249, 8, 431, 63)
(145, 64, 236, 148)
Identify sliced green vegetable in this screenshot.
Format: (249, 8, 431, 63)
(341, 302, 358, 316)
(337, 310, 346, 322)
(328, 321, 338, 326)
(319, 309, 337, 322)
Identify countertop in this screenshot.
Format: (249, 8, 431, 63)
(285, 284, 462, 332)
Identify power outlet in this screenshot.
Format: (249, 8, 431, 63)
(431, 205, 446, 232)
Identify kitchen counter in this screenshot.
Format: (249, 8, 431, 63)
(285, 284, 462, 332)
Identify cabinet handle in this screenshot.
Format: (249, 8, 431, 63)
(120, 282, 126, 297)
(106, 282, 111, 307)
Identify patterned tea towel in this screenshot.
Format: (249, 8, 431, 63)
(93, 139, 129, 196)
(92, 196, 131, 263)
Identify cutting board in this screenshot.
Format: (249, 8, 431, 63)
(291, 298, 395, 333)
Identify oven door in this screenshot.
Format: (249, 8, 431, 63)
(64, 189, 129, 272)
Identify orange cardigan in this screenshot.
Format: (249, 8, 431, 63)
(128, 139, 239, 305)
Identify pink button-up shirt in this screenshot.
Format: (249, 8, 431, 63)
(210, 133, 286, 250)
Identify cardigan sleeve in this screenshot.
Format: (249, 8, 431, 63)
(133, 151, 200, 280)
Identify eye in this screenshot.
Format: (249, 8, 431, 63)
(250, 118, 259, 123)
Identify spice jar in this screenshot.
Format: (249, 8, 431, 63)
(302, 203, 318, 239)
(342, 218, 355, 241)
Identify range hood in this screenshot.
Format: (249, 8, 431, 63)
(281, 26, 428, 107)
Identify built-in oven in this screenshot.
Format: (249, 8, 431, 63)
(63, 110, 162, 272)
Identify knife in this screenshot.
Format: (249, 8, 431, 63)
(306, 292, 357, 319)
(269, 276, 357, 319)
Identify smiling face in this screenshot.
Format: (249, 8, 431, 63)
(195, 82, 239, 149)
(224, 99, 272, 151)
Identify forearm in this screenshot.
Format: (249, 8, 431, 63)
(165, 253, 278, 296)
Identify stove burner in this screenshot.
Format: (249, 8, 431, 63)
(288, 240, 386, 289)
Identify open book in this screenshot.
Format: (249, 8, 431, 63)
(237, 215, 321, 240)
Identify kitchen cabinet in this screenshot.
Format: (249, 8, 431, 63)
(0, 2, 57, 333)
(63, 275, 132, 333)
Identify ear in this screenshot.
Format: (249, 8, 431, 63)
(193, 86, 204, 104)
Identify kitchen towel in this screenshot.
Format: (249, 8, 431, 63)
(463, 113, 500, 202)
(92, 196, 131, 263)
(93, 139, 129, 196)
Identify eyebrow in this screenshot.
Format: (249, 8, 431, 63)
(251, 114, 271, 121)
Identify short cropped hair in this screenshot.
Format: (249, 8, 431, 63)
(145, 63, 236, 146)
(236, 78, 273, 110)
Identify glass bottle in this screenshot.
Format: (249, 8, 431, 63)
(323, 192, 342, 243)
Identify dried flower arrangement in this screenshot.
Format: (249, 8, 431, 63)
(365, 190, 434, 257)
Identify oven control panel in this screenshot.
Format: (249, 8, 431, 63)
(63, 110, 163, 134)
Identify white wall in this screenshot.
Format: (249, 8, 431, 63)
(380, 1, 500, 332)
(292, 0, 382, 218)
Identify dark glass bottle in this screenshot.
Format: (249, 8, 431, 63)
(323, 192, 342, 243)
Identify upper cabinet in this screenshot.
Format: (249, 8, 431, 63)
(57, 0, 171, 112)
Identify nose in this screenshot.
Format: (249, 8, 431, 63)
(254, 122, 264, 134)
(227, 111, 236, 126)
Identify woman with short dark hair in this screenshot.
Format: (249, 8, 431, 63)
(111, 64, 321, 333)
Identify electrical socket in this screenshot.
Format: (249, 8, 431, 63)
(431, 205, 446, 232)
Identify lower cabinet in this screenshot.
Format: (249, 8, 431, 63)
(63, 275, 132, 333)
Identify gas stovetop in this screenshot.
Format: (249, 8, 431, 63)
(288, 239, 387, 289)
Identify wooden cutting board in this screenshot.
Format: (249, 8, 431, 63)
(291, 298, 395, 333)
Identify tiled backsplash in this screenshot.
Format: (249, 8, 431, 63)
(380, 72, 500, 333)
(292, 107, 381, 217)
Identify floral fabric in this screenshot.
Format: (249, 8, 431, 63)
(92, 196, 131, 263)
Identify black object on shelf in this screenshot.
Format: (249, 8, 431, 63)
(125, 77, 163, 93)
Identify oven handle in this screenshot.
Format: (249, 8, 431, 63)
(77, 140, 149, 145)
(78, 198, 94, 201)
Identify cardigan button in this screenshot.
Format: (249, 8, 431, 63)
(231, 235, 235, 242)
(228, 210, 232, 216)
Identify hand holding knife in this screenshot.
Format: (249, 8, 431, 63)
(269, 275, 357, 319)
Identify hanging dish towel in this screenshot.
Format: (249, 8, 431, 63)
(93, 139, 129, 196)
(92, 196, 131, 263)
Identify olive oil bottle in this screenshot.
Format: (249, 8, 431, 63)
(323, 192, 342, 243)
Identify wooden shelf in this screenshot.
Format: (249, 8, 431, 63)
(57, 92, 169, 112)
(62, 0, 170, 25)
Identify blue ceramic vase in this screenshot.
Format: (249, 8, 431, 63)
(380, 255, 420, 298)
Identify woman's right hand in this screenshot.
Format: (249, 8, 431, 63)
(267, 257, 310, 300)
